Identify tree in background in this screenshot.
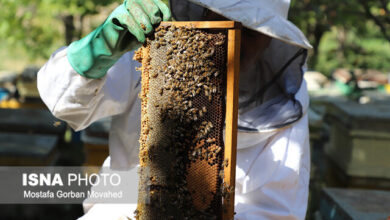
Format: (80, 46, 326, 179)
(0, 0, 118, 58)
(289, 0, 363, 68)
(358, 0, 390, 43)
(0, 0, 389, 75)
(290, 0, 390, 76)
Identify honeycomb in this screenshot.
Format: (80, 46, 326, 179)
(134, 24, 228, 220)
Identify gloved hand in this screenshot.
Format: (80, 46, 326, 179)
(67, 0, 171, 79)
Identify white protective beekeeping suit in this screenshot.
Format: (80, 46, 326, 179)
(37, 0, 313, 219)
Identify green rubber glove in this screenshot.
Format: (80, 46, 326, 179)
(67, 0, 171, 79)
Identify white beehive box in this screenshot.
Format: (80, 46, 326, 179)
(325, 100, 390, 179)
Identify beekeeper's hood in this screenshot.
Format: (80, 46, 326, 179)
(169, 0, 312, 50)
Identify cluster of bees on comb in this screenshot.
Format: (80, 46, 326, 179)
(133, 24, 232, 220)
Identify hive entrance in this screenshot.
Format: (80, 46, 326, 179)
(134, 21, 241, 220)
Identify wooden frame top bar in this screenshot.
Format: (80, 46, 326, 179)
(161, 21, 241, 29)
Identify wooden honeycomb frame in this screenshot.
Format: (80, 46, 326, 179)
(138, 21, 241, 220)
(164, 21, 241, 220)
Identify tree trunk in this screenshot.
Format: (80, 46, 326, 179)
(62, 15, 75, 45)
(309, 24, 326, 69)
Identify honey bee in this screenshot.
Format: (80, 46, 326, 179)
(222, 159, 229, 167)
(219, 170, 225, 178)
(53, 121, 62, 127)
(212, 86, 217, 93)
(214, 40, 225, 46)
(206, 138, 215, 143)
(203, 47, 215, 58)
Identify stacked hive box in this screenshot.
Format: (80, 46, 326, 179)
(134, 24, 232, 220)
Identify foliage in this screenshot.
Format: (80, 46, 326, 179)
(358, 0, 390, 42)
(0, 0, 118, 59)
(289, 0, 363, 67)
(0, 0, 390, 75)
(316, 25, 390, 76)
(290, 0, 390, 76)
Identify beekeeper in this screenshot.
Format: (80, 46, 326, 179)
(38, 0, 312, 219)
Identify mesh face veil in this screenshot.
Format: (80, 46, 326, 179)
(169, 0, 206, 21)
